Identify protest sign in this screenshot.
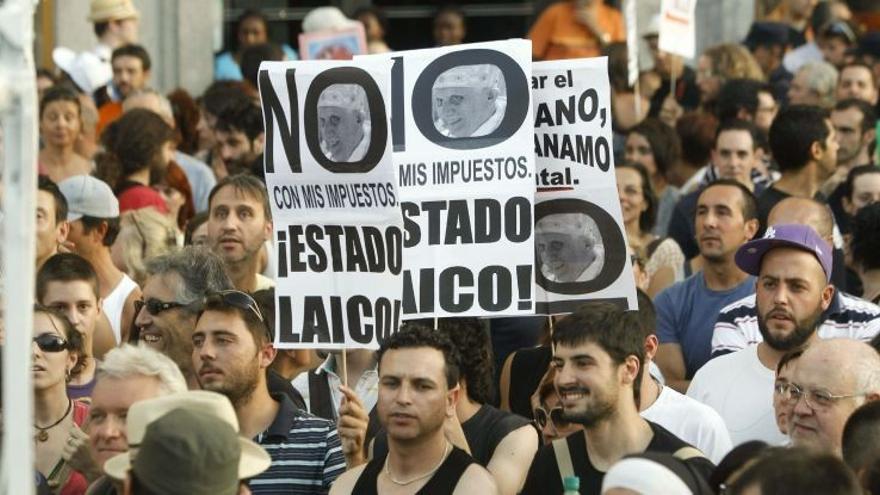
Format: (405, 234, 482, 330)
(258, 58, 403, 349)
(624, 0, 639, 87)
(658, 0, 697, 59)
(533, 57, 638, 314)
(299, 24, 367, 60)
(360, 40, 536, 318)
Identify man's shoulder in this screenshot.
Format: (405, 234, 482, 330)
(455, 463, 498, 494)
(691, 347, 753, 384)
(718, 293, 757, 317)
(833, 292, 880, 320)
(656, 273, 704, 304)
(328, 463, 368, 495)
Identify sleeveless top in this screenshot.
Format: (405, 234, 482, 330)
(102, 274, 138, 344)
(352, 446, 475, 495)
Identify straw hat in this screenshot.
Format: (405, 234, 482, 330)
(88, 0, 140, 23)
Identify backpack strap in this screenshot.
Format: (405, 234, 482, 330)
(552, 438, 575, 486)
(673, 446, 706, 461)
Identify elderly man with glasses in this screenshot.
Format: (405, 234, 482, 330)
(134, 247, 233, 389)
(781, 338, 880, 456)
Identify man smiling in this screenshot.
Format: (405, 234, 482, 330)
(135, 247, 232, 388)
(434, 64, 505, 138)
(521, 302, 713, 494)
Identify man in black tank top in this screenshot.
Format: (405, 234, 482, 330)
(330, 325, 497, 495)
(368, 318, 539, 494)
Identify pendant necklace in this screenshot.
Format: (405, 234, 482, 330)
(34, 399, 72, 442)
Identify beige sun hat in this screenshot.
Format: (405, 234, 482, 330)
(103, 390, 271, 487)
(88, 0, 140, 23)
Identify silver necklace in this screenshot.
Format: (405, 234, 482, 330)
(384, 441, 450, 486)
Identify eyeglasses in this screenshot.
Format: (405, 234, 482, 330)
(33, 333, 69, 353)
(135, 298, 190, 316)
(533, 405, 569, 430)
(208, 290, 265, 322)
(775, 382, 866, 410)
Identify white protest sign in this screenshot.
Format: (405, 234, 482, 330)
(258, 59, 403, 349)
(533, 57, 638, 314)
(658, 0, 697, 59)
(360, 40, 536, 318)
(624, 0, 639, 87)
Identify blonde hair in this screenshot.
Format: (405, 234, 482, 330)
(115, 208, 179, 285)
(703, 43, 765, 82)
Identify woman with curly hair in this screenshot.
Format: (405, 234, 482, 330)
(110, 208, 179, 286)
(696, 44, 765, 111)
(32, 305, 91, 494)
(850, 202, 880, 304)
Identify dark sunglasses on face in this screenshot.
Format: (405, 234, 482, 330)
(33, 333, 69, 353)
(534, 405, 569, 430)
(135, 298, 190, 316)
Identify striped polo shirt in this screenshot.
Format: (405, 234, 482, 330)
(248, 394, 346, 494)
(711, 291, 880, 357)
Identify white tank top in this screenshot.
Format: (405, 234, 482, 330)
(102, 274, 139, 344)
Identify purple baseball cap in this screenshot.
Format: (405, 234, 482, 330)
(735, 224, 833, 282)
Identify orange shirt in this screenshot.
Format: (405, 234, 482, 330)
(96, 100, 123, 137)
(529, 1, 625, 61)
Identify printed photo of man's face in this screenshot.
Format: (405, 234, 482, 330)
(432, 64, 506, 138)
(318, 84, 369, 162)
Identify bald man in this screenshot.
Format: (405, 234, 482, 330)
(711, 197, 880, 356)
(786, 339, 880, 456)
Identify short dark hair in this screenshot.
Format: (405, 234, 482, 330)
(840, 61, 878, 91)
(716, 79, 762, 123)
(769, 105, 831, 172)
(844, 165, 880, 202)
(34, 304, 87, 378)
(353, 6, 390, 34)
(236, 8, 268, 32)
(80, 215, 121, 247)
(436, 318, 494, 404)
(698, 179, 759, 223)
(616, 161, 658, 233)
(183, 211, 210, 246)
(36, 253, 100, 302)
(208, 174, 272, 220)
(214, 99, 264, 142)
(240, 43, 284, 90)
(93, 21, 109, 38)
(111, 44, 151, 72)
(378, 323, 461, 389)
(97, 108, 174, 184)
(852, 203, 880, 272)
(37, 175, 68, 225)
(728, 447, 861, 495)
(197, 291, 270, 348)
(552, 302, 644, 402)
(635, 289, 656, 340)
(676, 111, 719, 166)
(834, 98, 878, 134)
(842, 400, 880, 474)
(199, 82, 256, 119)
(39, 84, 82, 120)
(709, 440, 771, 492)
(628, 118, 681, 177)
(715, 118, 760, 151)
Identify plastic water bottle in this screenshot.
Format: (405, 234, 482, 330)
(563, 475, 580, 494)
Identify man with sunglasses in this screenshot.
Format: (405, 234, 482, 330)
(785, 338, 880, 455)
(192, 290, 346, 493)
(136, 247, 233, 389)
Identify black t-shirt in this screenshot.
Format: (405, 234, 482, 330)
(520, 421, 715, 495)
(509, 345, 553, 420)
(372, 405, 532, 466)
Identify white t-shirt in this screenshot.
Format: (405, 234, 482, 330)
(642, 385, 733, 463)
(687, 345, 788, 447)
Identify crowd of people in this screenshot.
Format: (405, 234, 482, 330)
(21, 0, 880, 493)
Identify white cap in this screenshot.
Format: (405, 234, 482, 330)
(302, 7, 359, 33)
(435, 64, 502, 90)
(52, 47, 112, 94)
(58, 175, 120, 221)
(318, 84, 366, 112)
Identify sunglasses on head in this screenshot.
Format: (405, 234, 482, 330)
(134, 298, 190, 316)
(534, 405, 569, 430)
(208, 290, 265, 322)
(33, 333, 69, 353)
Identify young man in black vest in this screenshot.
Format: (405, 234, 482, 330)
(521, 302, 714, 494)
(329, 324, 497, 494)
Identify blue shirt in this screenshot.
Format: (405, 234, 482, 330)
(215, 45, 299, 81)
(250, 394, 346, 494)
(655, 272, 755, 378)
